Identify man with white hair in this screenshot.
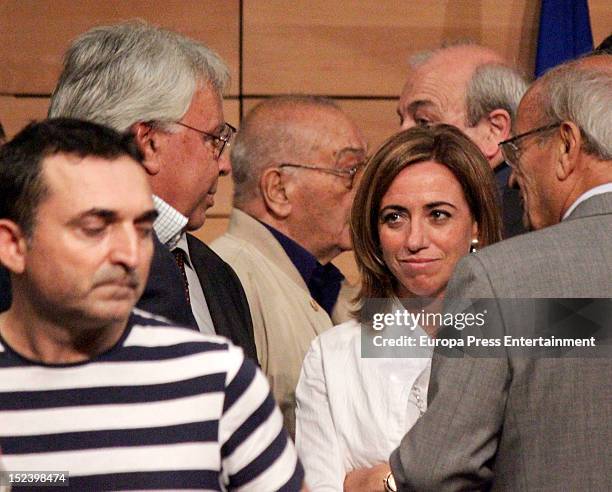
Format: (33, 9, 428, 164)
(390, 54, 612, 491)
(48, 21, 257, 361)
(397, 43, 528, 238)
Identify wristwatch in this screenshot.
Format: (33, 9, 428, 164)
(383, 471, 397, 492)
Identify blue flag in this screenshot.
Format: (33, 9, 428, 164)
(535, 0, 594, 77)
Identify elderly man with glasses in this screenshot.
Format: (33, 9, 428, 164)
(390, 54, 612, 491)
(397, 42, 528, 238)
(47, 21, 257, 361)
(211, 95, 367, 437)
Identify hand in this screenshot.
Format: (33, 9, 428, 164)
(343, 463, 390, 492)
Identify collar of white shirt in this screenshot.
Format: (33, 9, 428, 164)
(562, 183, 612, 220)
(152, 195, 188, 248)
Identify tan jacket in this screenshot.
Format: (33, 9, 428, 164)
(210, 209, 354, 437)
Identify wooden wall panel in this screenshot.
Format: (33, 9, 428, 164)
(335, 99, 400, 151)
(192, 217, 229, 244)
(0, 97, 49, 137)
(242, 0, 543, 96)
(0, 0, 240, 96)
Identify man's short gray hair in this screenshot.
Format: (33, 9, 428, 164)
(539, 59, 612, 160)
(465, 64, 528, 126)
(231, 95, 340, 207)
(409, 43, 528, 129)
(48, 20, 229, 132)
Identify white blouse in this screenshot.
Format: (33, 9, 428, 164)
(295, 318, 431, 491)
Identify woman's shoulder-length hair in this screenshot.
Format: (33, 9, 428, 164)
(350, 124, 503, 321)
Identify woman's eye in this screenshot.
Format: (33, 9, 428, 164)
(381, 211, 402, 224)
(431, 210, 451, 221)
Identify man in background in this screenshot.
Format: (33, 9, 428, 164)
(397, 42, 528, 237)
(211, 96, 367, 436)
(391, 54, 612, 491)
(48, 21, 256, 361)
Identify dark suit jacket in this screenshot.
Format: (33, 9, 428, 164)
(495, 162, 525, 238)
(391, 193, 612, 491)
(186, 233, 257, 362)
(136, 233, 197, 328)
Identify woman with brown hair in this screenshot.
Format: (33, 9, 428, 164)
(295, 124, 502, 491)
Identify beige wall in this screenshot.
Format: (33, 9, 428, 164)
(1, 0, 610, 281)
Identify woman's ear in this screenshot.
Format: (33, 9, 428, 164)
(131, 122, 161, 175)
(261, 167, 292, 218)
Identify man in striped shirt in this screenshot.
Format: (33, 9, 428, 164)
(0, 119, 303, 490)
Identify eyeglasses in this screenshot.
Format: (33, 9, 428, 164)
(499, 123, 561, 169)
(278, 148, 368, 189)
(175, 121, 237, 160)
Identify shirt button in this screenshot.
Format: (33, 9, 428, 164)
(310, 299, 320, 311)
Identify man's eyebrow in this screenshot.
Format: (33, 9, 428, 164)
(336, 146, 368, 157)
(135, 209, 159, 223)
(398, 99, 436, 121)
(69, 208, 118, 224)
(68, 208, 159, 225)
(406, 100, 435, 114)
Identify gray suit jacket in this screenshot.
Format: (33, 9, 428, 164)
(390, 192, 612, 491)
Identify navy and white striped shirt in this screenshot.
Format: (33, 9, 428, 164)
(0, 309, 303, 491)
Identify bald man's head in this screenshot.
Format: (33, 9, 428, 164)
(229, 95, 367, 263)
(230, 96, 365, 207)
(398, 43, 527, 168)
(521, 53, 612, 159)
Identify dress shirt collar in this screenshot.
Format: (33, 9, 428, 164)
(152, 195, 188, 249)
(260, 221, 344, 316)
(562, 183, 612, 220)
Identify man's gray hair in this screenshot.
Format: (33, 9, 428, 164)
(465, 64, 528, 126)
(409, 43, 528, 129)
(231, 95, 340, 207)
(48, 20, 229, 132)
(539, 59, 612, 160)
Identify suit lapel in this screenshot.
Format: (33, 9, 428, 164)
(186, 234, 229, 337)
